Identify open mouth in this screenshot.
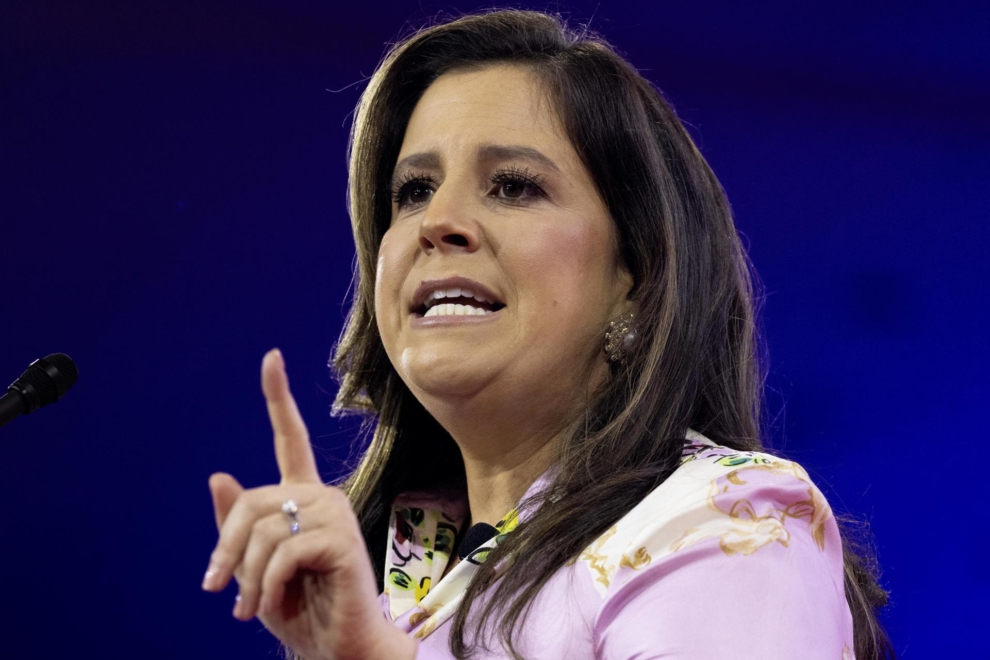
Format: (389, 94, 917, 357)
(412, 282, 507, 318)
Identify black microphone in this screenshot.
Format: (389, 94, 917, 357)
(0, 353, 78, 429)
(456, 522, 499, 560)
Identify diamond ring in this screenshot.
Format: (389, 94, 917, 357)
(282, 499, 301, 535)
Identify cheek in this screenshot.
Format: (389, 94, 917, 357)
(373, 233, 407, 338)
(514, 216, 614, 315)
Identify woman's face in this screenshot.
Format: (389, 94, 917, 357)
(375, 64, 632, 418)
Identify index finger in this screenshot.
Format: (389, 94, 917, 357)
(261, 348, 321, 484)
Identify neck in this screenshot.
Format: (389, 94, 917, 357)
(458, 427, 559, 528)
(424, 386, 579, 528)
(415, 361, 607, 529)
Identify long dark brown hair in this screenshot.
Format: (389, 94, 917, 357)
(330, 9, 892, 659)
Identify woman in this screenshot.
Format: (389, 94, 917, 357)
(202, 10, 892, 660)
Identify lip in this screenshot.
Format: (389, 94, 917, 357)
(411, 311, 502, 328)
(409, 275, 506, 328)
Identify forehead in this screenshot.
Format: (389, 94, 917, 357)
(398, 64, 567, 157)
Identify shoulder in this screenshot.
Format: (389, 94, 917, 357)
(577, 431, 844, 595)
(577, 432, 854, 656)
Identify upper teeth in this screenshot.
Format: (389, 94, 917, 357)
(425, 287, 494, 307)
(424, 303, 492, 317)
(421, 287, 498, 318)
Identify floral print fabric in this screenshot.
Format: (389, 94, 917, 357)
(380, 431, 856, 658)
(383, 489, 522, 637)
(385, 491, 466, 619)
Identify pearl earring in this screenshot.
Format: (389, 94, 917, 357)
(604, 312, 637, 363)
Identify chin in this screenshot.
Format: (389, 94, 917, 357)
(399, 349, 496, 401)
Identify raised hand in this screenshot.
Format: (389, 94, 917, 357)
(202, 349, 415, 660)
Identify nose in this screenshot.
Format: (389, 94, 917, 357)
(417, 180, 481, 254)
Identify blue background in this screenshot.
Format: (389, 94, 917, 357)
(1, 1, 986, 656)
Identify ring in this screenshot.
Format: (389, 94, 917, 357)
(282, 499, 301, 535)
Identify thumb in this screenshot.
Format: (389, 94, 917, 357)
(208, 472, 244, 530)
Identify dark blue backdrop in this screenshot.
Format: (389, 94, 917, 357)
(2, 1, 986, 656)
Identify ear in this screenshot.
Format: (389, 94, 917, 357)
(608, 260, 636, 318)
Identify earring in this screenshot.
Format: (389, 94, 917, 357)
(604, 312, 637, 363)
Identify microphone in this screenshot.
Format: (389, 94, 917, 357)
(0, 353, 78, 429)
(456, 522, 499, 560)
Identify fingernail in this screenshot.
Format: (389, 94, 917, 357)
(232, 593, 243, 618)
(201, 565, 219, 591)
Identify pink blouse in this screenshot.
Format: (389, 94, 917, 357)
(378, 431, 855, 659)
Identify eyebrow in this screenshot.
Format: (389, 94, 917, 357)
(477, 144, 562, 175)
(391, 151, 442, 179)
(389, 143, 563, 191)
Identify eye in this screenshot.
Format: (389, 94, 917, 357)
(391, 173, 437, 209)
(489, 167, 546, 202)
